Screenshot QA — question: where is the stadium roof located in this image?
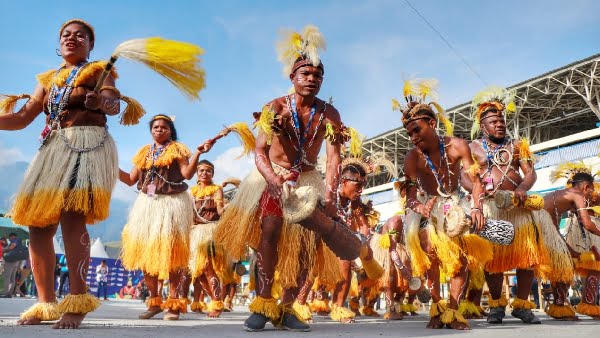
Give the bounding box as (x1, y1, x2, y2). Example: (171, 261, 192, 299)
(363, 53, 600, 187)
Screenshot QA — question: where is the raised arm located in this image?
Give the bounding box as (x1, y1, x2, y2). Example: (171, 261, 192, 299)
(215, 187, 225, 215)
(84, 74, 120, 116)
(0, 84, 45, 130)
(180, 140, 215, 180)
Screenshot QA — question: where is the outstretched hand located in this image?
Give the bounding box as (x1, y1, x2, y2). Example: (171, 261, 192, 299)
(198, 140, 215, 154)
(418, 196, 437, 218)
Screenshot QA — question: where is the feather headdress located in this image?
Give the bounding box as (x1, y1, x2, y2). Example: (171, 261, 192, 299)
(342, 151, 398, 179)
(276, 25, 326, 76)
(392, 78, 453, 136)
(470, 85, 516, 139)
(550, 161, 593, 187)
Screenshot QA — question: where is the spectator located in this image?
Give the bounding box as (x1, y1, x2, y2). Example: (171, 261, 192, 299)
(96, 260, 109, 300)
(56, 255, 69, 298)
(14, 260, 31, 297)
(1, 233, 22, 298)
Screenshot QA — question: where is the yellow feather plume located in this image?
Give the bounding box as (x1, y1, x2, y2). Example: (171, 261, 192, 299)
(518, 137, 534, 163)
(378, 233, 391, 249)
(276, 25, 326, 76)
(324, 122, 336, 143)
(430, 101, 453, 136)
(391, 98, 402, 112)
(403, 79, 417, 97)
(589, 206, 600, 215)
(347, 127, 364, 158)
(550, 161, 590, 184)
(112, 37, 206, 100)
(119, 95, 146, 126)
(368, 151, 398, 179)
(0, 94, 30, 115)
(227, 122, 256, 158)
(254, 105, 276, 145)
(466, 157, 481, 177)
(417, 78, 439, 101)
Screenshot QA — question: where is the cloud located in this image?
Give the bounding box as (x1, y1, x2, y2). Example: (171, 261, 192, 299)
(112, 182, 138, 204)
(0, 143, 27, 167)
(212, 146, 255, 184)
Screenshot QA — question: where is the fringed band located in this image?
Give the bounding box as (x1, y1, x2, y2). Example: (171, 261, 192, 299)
(178, 298, 190, 313)
(191, 301, 208, 312)
(440, 308, 469, 325)
(576, 303, 600, 317)
(402, 303, 419, 313)
(429, 301, 447, 318)
(161, 297, 187, 313)
(511, 298, 537, 310)
(458, 300, 481, 317)
(534, 210, 574, 283)
(292, 301, 313, 322)
(488, 296, 509, 308)
(208, 300, 225, 312)
(276, 302, 306, 326)
(249, 296, 281, 320)
(546, 304, 576, 319)
(19, 302, 60, 321)
(330, 305, 356, 322)
(146, 296, 163, 308)
(57, 294, 101, 314)
(309, 299, 331, 313)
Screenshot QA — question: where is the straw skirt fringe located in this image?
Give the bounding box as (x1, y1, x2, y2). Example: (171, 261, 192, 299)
(532, 210, 574, 283)
(121, 191, 192, 280)
(188, 222, 227, 279)
(483, 199, 549, 274)
(566, 216, 600, 274)
(11, 126, 117, 227)
(214, 169, 341, 288)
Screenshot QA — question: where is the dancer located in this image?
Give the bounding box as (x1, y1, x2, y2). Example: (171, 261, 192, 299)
(396, 78, 492, 330)
(120, 114, 213, 320)
(0, 19, 124, 329)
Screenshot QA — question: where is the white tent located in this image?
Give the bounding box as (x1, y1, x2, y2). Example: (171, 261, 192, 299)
(53, 236, 64, 255)
(90, 238, 109, 258)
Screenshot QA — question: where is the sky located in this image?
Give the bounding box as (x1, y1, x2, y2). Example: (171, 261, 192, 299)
(0, 0, 599, 204)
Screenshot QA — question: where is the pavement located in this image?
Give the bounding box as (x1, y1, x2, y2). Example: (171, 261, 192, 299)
(1, 297, 599, 337)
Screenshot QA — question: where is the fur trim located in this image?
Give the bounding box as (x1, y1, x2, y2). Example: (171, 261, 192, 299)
(57, 294, 101, 314)
(458, 300, 481, 317)
(249, 297, 281, 320)
(511, 298, 537, 310)
(36, 61, 118, 91)
(309, 299, 331, 313)
(132, 141, 191, 169)
(429, 301, 447, 318)
(488, 296, 508, 308)
(441, 308, 469, 325)
(207, 300, 225, 312)
(161, 297, 187, 313)
(576, 303, 600, 317)
(330, 304, 356, 321)
(20, 302, 60, 321)
(546, 304, 576, 319)
(146, 296, 163, 308)
(292, 301, 313, 321)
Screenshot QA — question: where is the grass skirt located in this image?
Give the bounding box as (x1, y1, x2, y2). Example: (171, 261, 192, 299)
(121, 191, 192, 280)
(531, 210, 574, 283)
(214, 168, 341, 288)
(11, 126, 117, 227)
(566, 216, 600, 274)
(406, 194, 493, 278)
(188, 222, 227, 279)
(482, 199, 549, 274)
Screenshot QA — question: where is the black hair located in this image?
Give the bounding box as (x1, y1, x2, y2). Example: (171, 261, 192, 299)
(198, 159, 215, 170)
(342, 164, 366, 177)
(8, 232, 17, 237)
(101, 259, 107, 263)
(571, 172, 594, 187)
(149, 115, 178, 141)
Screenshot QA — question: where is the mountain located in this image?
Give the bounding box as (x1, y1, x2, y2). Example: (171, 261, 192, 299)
(0, 161, 129, 243)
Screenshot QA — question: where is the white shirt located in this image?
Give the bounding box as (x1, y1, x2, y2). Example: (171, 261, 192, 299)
(96, 265, 109, 283)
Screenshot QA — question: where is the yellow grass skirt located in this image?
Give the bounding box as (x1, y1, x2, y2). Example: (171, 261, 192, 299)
(483, 199, 549, 274)
(531, 210, 574, 283)
(406, 194, 493, 278)
(121, 191, 192, 280)
(566, 216, 600, 275)
(214, 168, 341, 288)
(11, 126, 117, 227)
(188, 222, 228, 280)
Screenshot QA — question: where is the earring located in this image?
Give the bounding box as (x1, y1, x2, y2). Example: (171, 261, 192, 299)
(55, 48, 62, 57)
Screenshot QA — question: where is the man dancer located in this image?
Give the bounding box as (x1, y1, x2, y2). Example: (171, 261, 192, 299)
(214, 25, 378, 332)
(467, 86, 548, 324)
(397, 78, 491, 330)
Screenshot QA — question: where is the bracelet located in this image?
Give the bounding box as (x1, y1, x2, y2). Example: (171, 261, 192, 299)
(471, 207, 482, 212)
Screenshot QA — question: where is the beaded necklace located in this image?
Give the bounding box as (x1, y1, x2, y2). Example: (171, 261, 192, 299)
(480, 137, 519, 195)
(418, 136, 452, 198)
(192, 183, 220, 224)
(142, 142, 185, 195)
(286, 94, 326, 170)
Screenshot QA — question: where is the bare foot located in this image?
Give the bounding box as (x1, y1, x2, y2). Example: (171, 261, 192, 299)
(139, 306, 162, 319)
(16, 318, 42, 325)
(163, 310, 179, 321)
(384, 311, 403, 320)
(207, 310, 222, 318)
(52, 313, 86, 329)
(426, 316, 444, 329)
(339, 317, 355, 323)
(448, 320, 471, 330)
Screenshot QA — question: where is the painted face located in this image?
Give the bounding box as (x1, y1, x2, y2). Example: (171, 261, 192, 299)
(60, 23, 92, 62)
(197, 164, 214, 183)
(341, 171, 366, 201)
(291, 66, 323, 96)
(151, 119, 172, 144)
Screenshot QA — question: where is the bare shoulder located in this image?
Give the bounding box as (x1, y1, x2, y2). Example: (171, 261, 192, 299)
(266, 96, 287, 113)
(404, 148, 419, 169)
(324, 101, 341, 125)
(449, 136, 470, 150)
